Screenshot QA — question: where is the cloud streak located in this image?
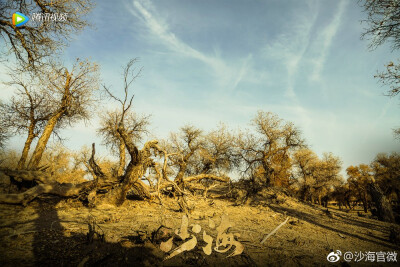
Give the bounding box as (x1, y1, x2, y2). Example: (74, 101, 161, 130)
(263, 2, 318, 100)
(310, 0, 347, 82)
(129, 0, 262, 93)
(130, 1, 226, 77)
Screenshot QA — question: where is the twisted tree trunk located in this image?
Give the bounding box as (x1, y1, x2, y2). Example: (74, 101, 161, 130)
(99, 123, 159, 206)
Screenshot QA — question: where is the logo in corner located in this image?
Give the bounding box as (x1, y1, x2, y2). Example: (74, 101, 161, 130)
(327, 250, 342, 263)
(12, 12, 29, 27)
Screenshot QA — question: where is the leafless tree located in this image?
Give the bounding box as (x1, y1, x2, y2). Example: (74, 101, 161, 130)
(98, 110, 150, 176)
(199, 124, 239, 174)
(149, 125, 232, 211)
(359, 0, 400, 135)
(26, 58, 100, 169)
(0, 0, 94, 68)
(375, 61, 400, 98)
(92, 58, 161, 205)
(159, 124, 232, 189)
(0, 59, 156, 206)
(237, 111, 304, 190)
(360, 0, 400, 51)
(0, 71, 63, 169)
(394, 128, 400, 140)
(165, 125, 205, 187)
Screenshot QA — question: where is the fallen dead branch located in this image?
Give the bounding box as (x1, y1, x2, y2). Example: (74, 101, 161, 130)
(0, 140, 158, 206)
(260, 217, 289, 244)
(0, 181, 94, 206)
(0, 135, 231, 209)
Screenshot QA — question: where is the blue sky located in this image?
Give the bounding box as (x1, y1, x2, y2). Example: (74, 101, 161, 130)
(1, 0, 399, 174)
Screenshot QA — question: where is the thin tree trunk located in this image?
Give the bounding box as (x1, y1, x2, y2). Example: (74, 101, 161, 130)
(17, 87, 38, 170)
(27, 72, 71, 169)
(346, 200, 351, 209)
(17, 127, 36, 169)
(27, 113, 62, 169)
(117, 137, 125, 176)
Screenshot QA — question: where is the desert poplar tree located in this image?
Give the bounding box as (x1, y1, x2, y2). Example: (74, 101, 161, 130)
(347, 164, 373, 213)
(27, 59, 100, 169)
(372, 152, 400, 202)
(166, 125, 205, 188)
(0, 71, 63, 169)
(293, 149, 319, 201)
(98, 110, 150, 177)
(237, 111, 304, 190)
(359, 0, 400, 136)
(0, 0, 94, 69)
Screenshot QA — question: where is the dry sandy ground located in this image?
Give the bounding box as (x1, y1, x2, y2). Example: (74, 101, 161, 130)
(0, 195, 399, 266)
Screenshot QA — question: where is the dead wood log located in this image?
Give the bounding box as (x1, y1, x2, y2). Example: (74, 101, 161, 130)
(184, 174, 230, 183)
(260, 217, 289, 244)
(0, 168, 51, 184)
(130, 179, 151, 199)
(0, 138, 160, 206)
(0, 181, 94, 205)
(0, 143, 116, 205)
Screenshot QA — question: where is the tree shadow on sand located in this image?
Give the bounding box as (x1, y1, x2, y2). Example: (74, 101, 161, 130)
(301, 201, 391, 231)
(2, 197, 256, 266)
(25, 198, 162, 266)
(268, 204, 399, 251)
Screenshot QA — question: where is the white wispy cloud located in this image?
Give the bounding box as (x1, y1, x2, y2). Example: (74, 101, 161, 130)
(130, 1, 226, 77)
(132, 1, 220, 67)
(263, 2, 318, 100)
(231, 54, 253, 91)
(310, 0, 347, 82)
(128, 0, 261, 92)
